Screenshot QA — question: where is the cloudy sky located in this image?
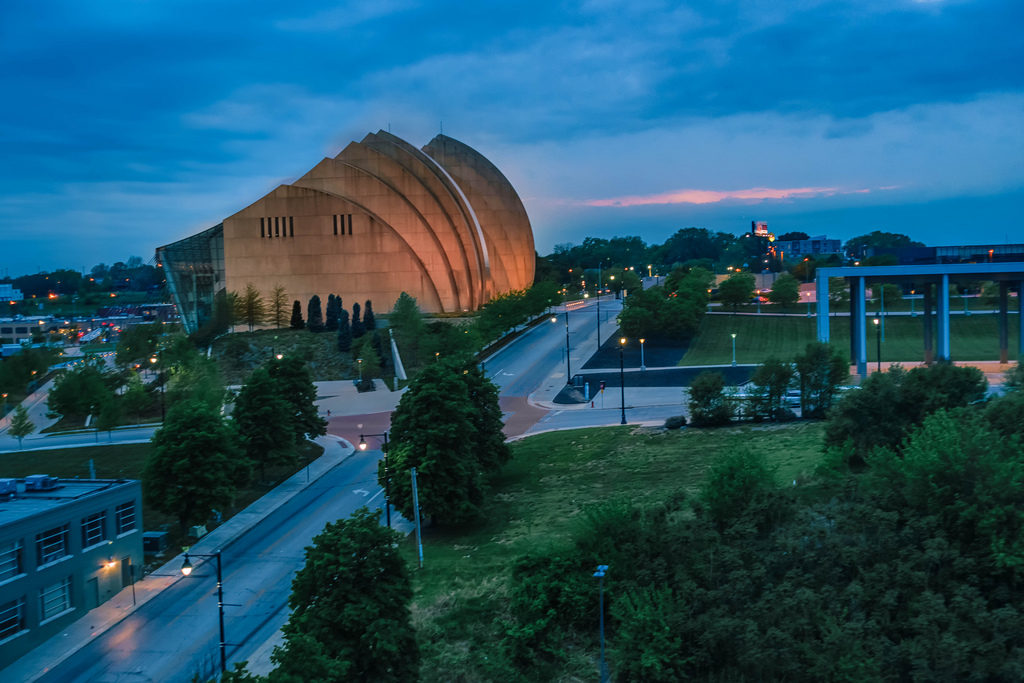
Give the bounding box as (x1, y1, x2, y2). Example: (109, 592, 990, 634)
(2, 0, 1022, 275)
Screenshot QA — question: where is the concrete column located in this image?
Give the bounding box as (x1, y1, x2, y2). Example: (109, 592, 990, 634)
(937, 274, 951, 361)
(855, 276, 867, 376)
(1019, 281, 1024, 359)
(923, 283, 934, 364)
(816, 275, 830, 341)
(849, 278, 858, 367)
(999, 282, 1009, 364)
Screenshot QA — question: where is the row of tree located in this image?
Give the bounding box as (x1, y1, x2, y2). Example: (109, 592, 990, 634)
(687, 341, 850, 425)
(143, 354, 326, 532)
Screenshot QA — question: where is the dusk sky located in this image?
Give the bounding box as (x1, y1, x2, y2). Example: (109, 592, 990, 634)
(2, 0, 1022, 276)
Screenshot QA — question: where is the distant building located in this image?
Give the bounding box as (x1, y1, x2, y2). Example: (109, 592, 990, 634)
(774, 235, 842, 258)
(0, 284, 23, 303)
(867, 243, 1024, 265)
(752, 221, 769, 237)
(0, 477, 143, 669)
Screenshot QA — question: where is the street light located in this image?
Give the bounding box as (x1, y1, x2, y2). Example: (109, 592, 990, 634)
(731, 333, 737, 366)
(618, 337, 627, 425)
(358, 432, 391, 528)
(593, 564, 609, 683)
(180, 550, 228, 674)
(149, 354, 164, 422)
(647, 264, 652, 278)
(357, 357, 363, 382)
(639, 338, 646, 371)
(552, 311, 571, 384)
(755, 289, 761, 314)
(873, 317, 881, 373)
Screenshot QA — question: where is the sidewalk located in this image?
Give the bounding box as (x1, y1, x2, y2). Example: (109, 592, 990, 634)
(2, 434, 355, 683)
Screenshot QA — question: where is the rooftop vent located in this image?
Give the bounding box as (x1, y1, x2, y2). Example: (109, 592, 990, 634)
(0, 478, 16, 499)
(25, 474, 59, 491)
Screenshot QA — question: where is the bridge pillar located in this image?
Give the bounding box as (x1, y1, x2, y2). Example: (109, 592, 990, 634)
(937, 274, 951, 361)
(999, 282, 1009, 364)
(855, 276, 867, 377)
(816, 275, 830, 341)
(923, 283, 934, 364)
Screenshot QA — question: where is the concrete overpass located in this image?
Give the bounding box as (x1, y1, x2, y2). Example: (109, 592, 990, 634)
(815, 263, 1024, 376)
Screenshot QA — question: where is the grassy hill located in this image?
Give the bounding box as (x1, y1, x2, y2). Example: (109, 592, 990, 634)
(405, 421, 826, 681)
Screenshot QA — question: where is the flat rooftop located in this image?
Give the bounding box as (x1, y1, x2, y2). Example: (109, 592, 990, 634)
(0, 478, 138, 527)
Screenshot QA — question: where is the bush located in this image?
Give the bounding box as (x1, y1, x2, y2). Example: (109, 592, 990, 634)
(664, 415, 687, 430)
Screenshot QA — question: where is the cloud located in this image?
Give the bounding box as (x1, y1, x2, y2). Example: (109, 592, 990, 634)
(581, 185, 858, 207)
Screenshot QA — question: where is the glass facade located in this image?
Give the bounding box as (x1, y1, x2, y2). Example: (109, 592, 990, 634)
(155, 223, 225, 334)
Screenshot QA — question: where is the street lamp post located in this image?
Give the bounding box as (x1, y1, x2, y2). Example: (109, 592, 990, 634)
(618, 337, 627, 425)
(181, 550, 228, 674)
(357, 358, 364, 382)
(755, 290, 761, 314)
(731, 333, 737, 366)
(358, 432, 391, 528)
(596, 294, 601, 348)
(149, 354, 164, 422)
(639, 338, 646, 371)
(552, 311, 571, 384)
(873, 317, 881, 373)
(594, 564, 609, 683)
(910, 289, 916, 317)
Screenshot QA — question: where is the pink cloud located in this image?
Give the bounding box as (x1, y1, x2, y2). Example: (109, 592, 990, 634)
(583, 185, 855, 207)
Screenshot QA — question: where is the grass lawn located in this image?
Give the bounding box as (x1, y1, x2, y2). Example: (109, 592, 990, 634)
(0, 441, 323, 570)
(405, 421, 827, 681)
(212, 328, 357, 384)
(681, 313, 1020, 366)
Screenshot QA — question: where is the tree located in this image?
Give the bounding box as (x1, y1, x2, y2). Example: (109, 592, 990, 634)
(289, 300, 305, 330)
(718, 272, 756, 312)
(767, 273, 800, 308)
(776, 231, 809, 242)
(700, 450, 777, 529)
(7, 404, 35, 448)
(115, 323, 160, 367)
(48, 361, 112, 420)
(843, 230, 924, 258)
(336, 309, 352, 352)
(122, 372, 153, 421)
(1002, 362, 1024, 393)
(386, 362, 483, 524)
(793, 341, 849, 417)
(266, 356, 326, 444)
(747, 357, 794, 421)
(687, 371, 732, 426)
(144, 399, 248, 532)
(828, 277, 849, 313)
(324, 294, 340, 332)
(235, 284, 266, 333)
(459, 364, 510, 473)
(363, 300, 376, 331)
(825, 362, 987, 464)
(270, 508, 418, 682)
(234, 367, 298, 479)
(269, 284, 289, 329)
(390, 292, 426, 366)
(95, 394, 122, 439)
(351, 302, 365, 338)
(353, 335, 381, 381)
(306, 295, 324, 332)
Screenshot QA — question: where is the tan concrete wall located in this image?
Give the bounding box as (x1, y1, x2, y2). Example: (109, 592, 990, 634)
(217, 131, 535, 316)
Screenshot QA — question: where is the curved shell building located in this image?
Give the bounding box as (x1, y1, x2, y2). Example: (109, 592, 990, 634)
(156, 131, 535, 332)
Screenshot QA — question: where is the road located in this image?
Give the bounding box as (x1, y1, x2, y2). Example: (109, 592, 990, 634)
(37, 450, 388, 683)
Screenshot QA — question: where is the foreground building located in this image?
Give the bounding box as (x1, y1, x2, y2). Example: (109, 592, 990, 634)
(157, 131, 536, 333)
(0, 477, 143, 669)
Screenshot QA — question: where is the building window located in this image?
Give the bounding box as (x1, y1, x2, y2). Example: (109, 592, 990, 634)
(36, 525, 69, 566)
(0, 597, 26, 641)
(289, 216, 294, 236)
(81, 512, 106, 549)
(39, 577, 72, 621)
(0, 541, 23, 582)
(347, 214, 353, 235)
(275, 217, 280, 237)
(116, 502, 137, 535)
(333, 215, 338, 235)
(260, 217, 265, 238)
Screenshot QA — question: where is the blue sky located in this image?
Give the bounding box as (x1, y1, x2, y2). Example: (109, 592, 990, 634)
(2, 0, 1022, 275)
